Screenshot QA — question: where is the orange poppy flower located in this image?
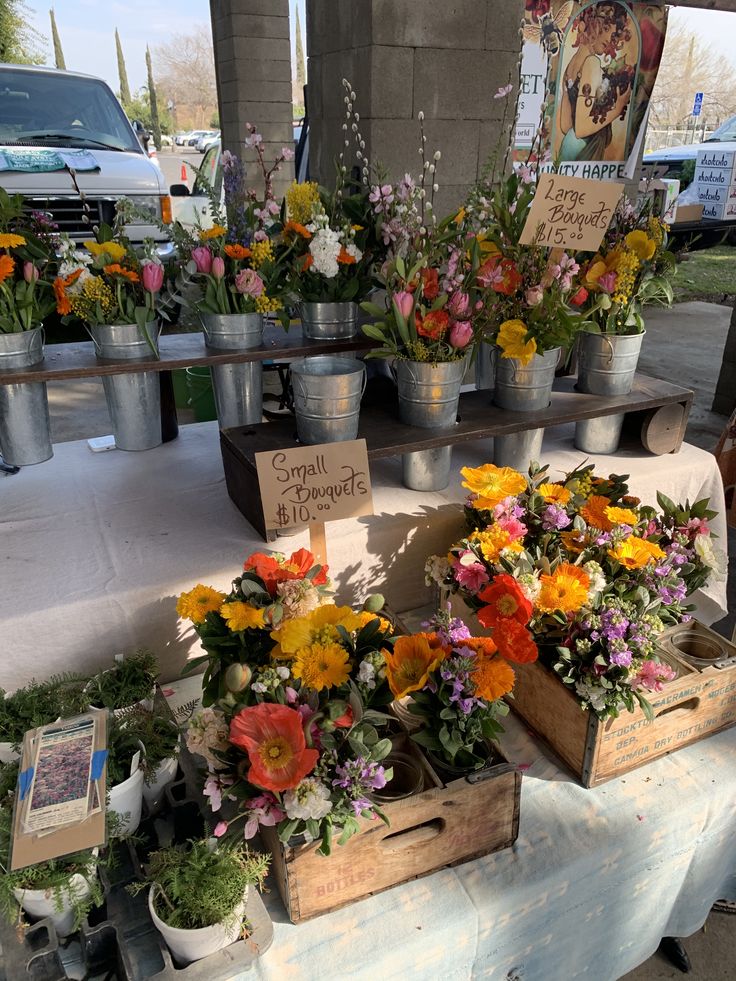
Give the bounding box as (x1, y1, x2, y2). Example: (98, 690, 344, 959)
(0, 253, 14, 283)
(244, 548, 327, 596)
(229, 702, 318, 792)
(224, 243, 252, 260)
(283, 220, 312, 240)
(416, 309, 449, 341)
(470, 655, 515, 702)
(493, 619, 538, 664)
(337, 247, 357, 265)
(580, 494, 614, 531)
(420, 267, 440, 300)
(476, 574, 533, 628)
(103, 263, 140, 282)
(384, 633, 447, 699)
(52, 268, 82, 315)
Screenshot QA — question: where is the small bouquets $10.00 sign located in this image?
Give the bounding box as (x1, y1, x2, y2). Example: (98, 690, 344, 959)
(178, 549, 400, 855)
(427, 463, 725, 720)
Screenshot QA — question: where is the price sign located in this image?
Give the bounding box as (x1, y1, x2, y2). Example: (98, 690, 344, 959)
(519, 173, 624, 252)
(255, 439, 374, 533)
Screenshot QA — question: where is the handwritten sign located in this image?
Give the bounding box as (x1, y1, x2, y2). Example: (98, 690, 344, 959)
(519, 173, 624, 252)
(255, 439, 374, 532)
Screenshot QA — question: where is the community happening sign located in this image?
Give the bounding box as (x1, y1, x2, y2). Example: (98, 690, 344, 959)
(516, 1, 668, 181)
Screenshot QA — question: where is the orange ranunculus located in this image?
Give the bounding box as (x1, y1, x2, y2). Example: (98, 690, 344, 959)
(229, 703, 318, 792)
(476, 574, 533, 628)
(337, 247, 356, 265)
(470, 655, 515, 702)
(224, 243, 252, 260)
(580, 494, 614, 531)
(384, 633, 447, 699)
(52, 268, 83, 315)
(283, 220, 312, 240)
(103, 263, 139, 282)
(244, 548, 327, 596)
(420, 266, 440, 300)
(416, 308, 449, 341)
(493, 619, 538, 664)
(0, 253, 14, 283)
(536, 562, 591, 614)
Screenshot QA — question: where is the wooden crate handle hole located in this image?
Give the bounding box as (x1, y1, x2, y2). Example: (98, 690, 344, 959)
(380, 818, 445, 851)
(654, 697, 700, 719)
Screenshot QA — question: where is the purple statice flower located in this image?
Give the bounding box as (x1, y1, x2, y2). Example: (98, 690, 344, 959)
(333, 757, 387, 814)
(351, 797, 373, 817)
(609, 648, 633, 668)
(430, 610, 473, 648)
(541, 504, 572, 531)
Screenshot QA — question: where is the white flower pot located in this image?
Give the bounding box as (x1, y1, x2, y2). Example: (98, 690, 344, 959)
(142, 755, 179, 809)
(148, 885, 247, 966)
(108, 760, 144, 835)
(0, 741, 19, 763)
(13, 854, 97, 938)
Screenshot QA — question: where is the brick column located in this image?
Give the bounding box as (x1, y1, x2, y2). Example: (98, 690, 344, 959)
(210, 0, 295, 200)
(713, 302, 736, 417)
(307, 0, 525, 214)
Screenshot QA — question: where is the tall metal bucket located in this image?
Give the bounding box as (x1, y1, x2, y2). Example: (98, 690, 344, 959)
(201, 312, 264, 428)
(90, 322, 162, 451)
(574, 413, 626, 455)
(494, 346, 560, 412)
(577, 331, 645, 396)
(0, 327, 53, 466)
(291, 356, 366, 444)
(475, 341, 497, 395)
(299, 302, 359, 340)
(494, 427, 544, 472)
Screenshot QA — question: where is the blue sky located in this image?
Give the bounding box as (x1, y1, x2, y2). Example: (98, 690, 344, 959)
(26, 0, 307, 93)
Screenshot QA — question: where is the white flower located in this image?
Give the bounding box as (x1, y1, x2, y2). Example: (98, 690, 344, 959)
(309, 227, 341, 278)
(345, 241, 362, 262)
(59, 262, 93, 294)
(277, 578, 322, 619)
(276, 665, 290, 680)
(283, 778, 333, 821)
(425, 554, 450, 587)
(517, 572, 541, 604)
(583, 560, 607, 596)
(357, 659, 376, 689)
(184, 708, 230, 770)
(694, 534, 727, 581)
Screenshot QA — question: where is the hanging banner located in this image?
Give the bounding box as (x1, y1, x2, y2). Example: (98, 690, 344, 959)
(517, 1, 668, 180)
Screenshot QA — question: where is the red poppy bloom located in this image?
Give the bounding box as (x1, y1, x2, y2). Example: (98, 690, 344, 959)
(244, 548, 328, 596)
(420, 267, 440, 300)
(229, 703, 319, 792)
(493, 619, 539, 664)
(416, 308, 449, 341)
(476, 574, 533, 628)
(477, 255, 523, 295)
(570, 286, 589, 307)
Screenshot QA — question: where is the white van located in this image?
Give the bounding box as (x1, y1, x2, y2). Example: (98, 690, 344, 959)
(0, 64, 174, 260)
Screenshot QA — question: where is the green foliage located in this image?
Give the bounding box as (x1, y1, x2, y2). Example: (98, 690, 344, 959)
(123, 89, 173, 137)
(130, 838, 269, 931)
(49, 7, 65, 69)
(115, 705, 179, 784)
(145, 47, 162, 153)
(115, 28, 131, 105)
(86, 650, 158, 711)
(0, 674, 88, 746)
(106, 717, 145, 788)
(0, 1, 46, 64)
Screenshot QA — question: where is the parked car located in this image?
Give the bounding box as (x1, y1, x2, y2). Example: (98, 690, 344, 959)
(0, 63, 174, 260)
(174, 131, 192, 146)
(186, 130, 211, 147)
(644, 114, 736, 185)
(195, 131, 219, 153)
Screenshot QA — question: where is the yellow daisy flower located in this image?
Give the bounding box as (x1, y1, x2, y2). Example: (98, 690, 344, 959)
(0, 232, 26, 248)
(538, 482, 571, 506)
(199, 224, 227, 241)
(536, 563, 591, 614)
(220, 601, 266, 632)
(86, 241, 126, 262)
(271, 604, 363, 656)
(604, 505, 639, 526)
(176, 584, 227, 624)
(292, 642, 350, 691)
(497, 319, 537, 366)
(608, 537, 665, 570)
(468, 527, 524, 564)
(461, 463, 526, 511)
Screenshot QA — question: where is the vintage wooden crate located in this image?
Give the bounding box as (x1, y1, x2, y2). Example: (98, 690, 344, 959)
(507, 621, 736, 788)
(260, 734, 521, 923)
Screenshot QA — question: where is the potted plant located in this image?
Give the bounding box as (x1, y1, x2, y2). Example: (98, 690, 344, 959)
(85, 649, 158, 714)
(0, 674, 88, 761)
(129, 838, 269, 966)
(107, 718, 146, 835)
(0, 190, 58, 465)
(119, 704, 181, 810)
(0, 768, 103, 937)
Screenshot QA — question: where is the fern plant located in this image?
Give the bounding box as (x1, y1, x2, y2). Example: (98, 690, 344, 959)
(129, 838, 269, 931)
(86, 650, 159, 711)
(115, 706, 180, 785)
(0, 674, 89, 747)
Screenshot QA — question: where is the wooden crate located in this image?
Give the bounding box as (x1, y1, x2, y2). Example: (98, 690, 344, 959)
(261, 735, 520, 923)
(508, 623, 736, 788)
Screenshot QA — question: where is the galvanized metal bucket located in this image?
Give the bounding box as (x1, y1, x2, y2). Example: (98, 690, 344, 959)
(291, 356, 366, 444)
(574, 413, 626, 455)
(475, 341, 497, 395)
(494, 427, 544, 472)
(0, 327, 53, 466)
(403, 445, 453, 492)
(577, 331, 645, 396)
(300, 302, 359, 341)
(494, 346, 560, 412)
(89, 322, 162, 452)
(201, 312, 265, 428)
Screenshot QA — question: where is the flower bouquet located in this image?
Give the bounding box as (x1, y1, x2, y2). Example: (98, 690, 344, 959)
(428, 462, 722, 720)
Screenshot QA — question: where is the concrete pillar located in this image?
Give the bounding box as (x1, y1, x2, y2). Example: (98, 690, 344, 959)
(712, 302, 736, 417)
(210, 0, 295, 200)
(307, 0, 525, 214)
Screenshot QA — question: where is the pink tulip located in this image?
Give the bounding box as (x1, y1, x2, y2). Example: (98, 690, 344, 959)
(234, 267, 265, 297)
(213, 821, 228, 838)
(192, 246, 213, 274)
(449, 320, 473, 349)
(391, 290, 414, 321)
(141, 261, 164, 293)
(211, 256, 225, 280)
(447, 291, 470, 318)
(525, 286, 543, 308)
(23, 262, 39, 283)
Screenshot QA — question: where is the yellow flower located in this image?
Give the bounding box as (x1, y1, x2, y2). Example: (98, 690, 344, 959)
(357, 610, 392, 634)
(255, 293, 282, 314)
(476, 236, 500, 256)
(604, 505, 639, 526)
(580, 494, 613, 531)
(536, 563, 590, 614)
(608, 536, 665, 570)
(69, 276, 115, 321)
(220, 601, 266, 632)
(471, 655, 515, 702)
(286, 181, 320, 224)
(176, 584, 227, 624)
(271, 604, 363, 656)
(468, 527, 524, 564)
(497, 319, 537, 366)
(0, 232, 26, 248)
(583, 257, 608, 289)
(199, 225, 227, 241)
(461, 463, 526, 511)
(384, 634, 447, 699)
(454, 207, 466, 224)
(625, 230, 656, 261)
(250, 239, 274, 268)
(538, 482, 571, 506)
(86, 241, 126, 262)
(351, 224, 364, 232)
(291, 642, 350, 691)
(636, 538, 666, 563)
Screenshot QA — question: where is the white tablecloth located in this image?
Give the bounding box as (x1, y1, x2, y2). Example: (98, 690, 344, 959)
(0, 421, 727, 691)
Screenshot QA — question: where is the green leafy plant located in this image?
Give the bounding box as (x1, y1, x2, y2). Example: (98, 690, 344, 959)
(129, 838, 269, 931)
(86, 650, 158, 711)
(106, 718, 146, 788)
(0, 675, 89, 747)
(116, 705, 180, 785)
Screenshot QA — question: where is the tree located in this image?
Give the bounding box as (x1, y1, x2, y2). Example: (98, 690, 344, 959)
(115, 28, 131, 105)
(0, 0, 47, 64)
(153, 26, 217, 130)
(295, 3, 306, 94)
(146, 46, 162, 152)
(49, 7, 65, 69)
(124, 89, 173, 135)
